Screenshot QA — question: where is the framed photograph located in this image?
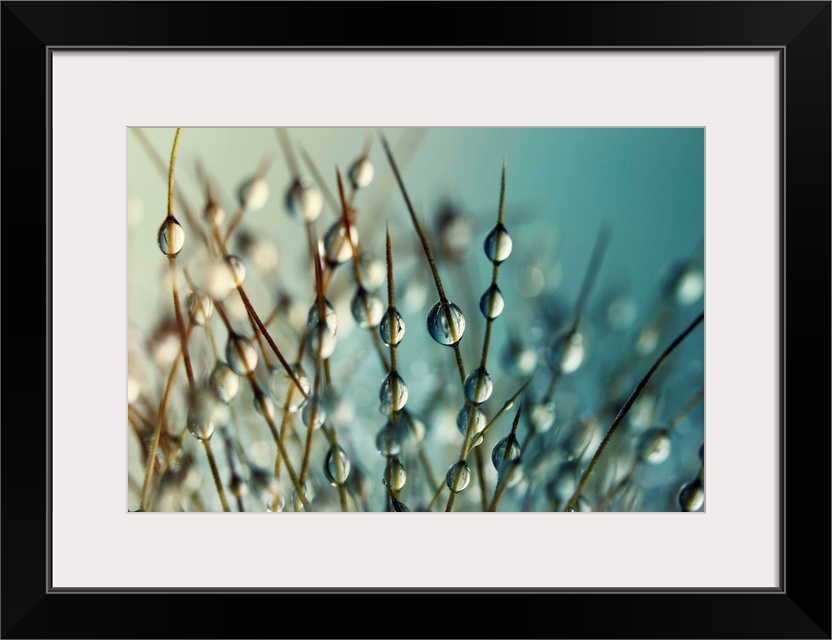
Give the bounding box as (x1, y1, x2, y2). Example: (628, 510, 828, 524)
(3, 2, 829, 638)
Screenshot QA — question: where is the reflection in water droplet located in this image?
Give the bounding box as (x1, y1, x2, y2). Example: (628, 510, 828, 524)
(157, 217, 185, 256)
(479, 284, 505, 319)
(446, 461, 471, 492)
(379, 307, 406, 346)
(484, 223, 512, 264)
(426, 301, 466, 346)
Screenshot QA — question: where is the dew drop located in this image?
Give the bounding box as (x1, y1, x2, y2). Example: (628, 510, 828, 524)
(306, 324, 336, 359)
(323, 221, 359, 266)
(445, 461, 471, 493)
(324, 446, 351, 486)
(225, 255, 246, 287)
(268, 363, 310, 412)
(253, 389, 276, 422)
(492, 434, 521, 472)
(435, 205, 474, 261)
(426, 300, 466, 346)
(204, 202, 225, 226)
(464, 367, 493, 404)
(187, 291, 214, 326)
(637, 429, 672, 465)
(157, 217, 185, 256)
(375, 420, 405, 456)
(209, 361, 240, 403)
(383, 456, 407, 491)
(225, 333, 258, 375)
(187, 389, 217, 441)
(307, 298, 338, 336)
(479, 284, 505, 319)
(678, 479, 704, 511)
(348, 157, 374, 189)
(351, 289, 384, 329)
(285, 178, 323, 223)
(665, 262, 704, 306)
(379, 372, 408, 413)
(391, 500, 411, 512)
(500, 340, 538, 378)
(549, 331, 585, 374)
(456, 404, 486, 438)
(379, 307, 406, 346)
(526, 400, 557, 433)
(238, 176, 269, 211)
(301, 395, 326, 430)
(484, 223, 512, 264)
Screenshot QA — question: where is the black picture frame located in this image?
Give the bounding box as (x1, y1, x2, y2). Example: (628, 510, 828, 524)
(2, 2, 829, 638)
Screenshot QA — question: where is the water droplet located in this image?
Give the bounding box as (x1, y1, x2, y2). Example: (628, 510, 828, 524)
(225, 333, 258, 375)
(445, 461, 471, 493)
(375, 420, 405, 456)
(456, 404, 486, 438)
(492, 434, 521, 472)
(290, 483, 316, 509)
(479, 284, 505, 319)
(605, 295, 636, 331)
(426, 300, 466, 346)
(464, 367, 493, 404)
(323, 221, 359, 266)
(204, 202, 225, 226)
(307, 324, 336, 359)
(391, 500, 411, 512)
(637, 429, 671, 464)
(235, 230, 278, 275)
(321, 387, 355, 427)
(301, 395, 326, 430)
(526, 400, 557, 433)
(307, 298, 338, 336)
(187, 389, 218, 440)
(268, 363, 310, 412)
(324, 447, 351, 485)
(209, 361, 240, 403)
(379, 307, 406, 346)
(359, 254, 386, 290)
(187, 291, 213, 326)
(500, 340, 538, 378)
(379, 372, 408, 413)
(238, 176, 269, 211)
(678, 479, 704, 511)
(665, 262, 704, 306)
(285, 178, 323, 223)
(549, 331, 585, 374)
(157, 217, 185, 256)
(351, 289, 384, 329)
(484, 223, 512, 264)
(383, 456, 407, 491)
(348, 157, 374, 189)
(551, 460, 579, 502)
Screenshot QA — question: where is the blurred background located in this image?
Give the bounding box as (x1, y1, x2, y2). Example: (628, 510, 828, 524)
(127, 127, 704, 513)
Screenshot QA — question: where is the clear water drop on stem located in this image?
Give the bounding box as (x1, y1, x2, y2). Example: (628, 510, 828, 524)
(157, 216, 185, 257)
(323, 221, 359, 266)
(204, 202, 225, 226)
(678, 479, 704, 511)
(351, 288, 384, 329)
(637, 429, 672, 464)
(225, 333, 258, 375)
(187, 388, 218, 441)
(479, 284, 505, 319)
(383, 456, 407, 492)
(500, 339, 538, 378)
(484, 223, 512, 264)
(549, 331, 585, 374)
(379, 307, 406, 346)
(301, 395, 326, 430)
(307, 323, 336, 360)
(445, 461, 471, 493)
(285, 178, 323, 223)
(238, 176, 269, 211)
(375, 420, 405, 457)
(209, 361, 239, 403)
(456, 404, 486, 438)
(426, 300, 466, 346)
(348, 156, 374, 189)
(379, 372, 408, 413)
(307, 298, 338, 336)
(492, 434, 521, 472)
(526, 400, 557, 433)
(464, 367, 493, 404)
(269, 363, 310, 412)
(187, 291, 213, 326)
(324, 447, 351, 486)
